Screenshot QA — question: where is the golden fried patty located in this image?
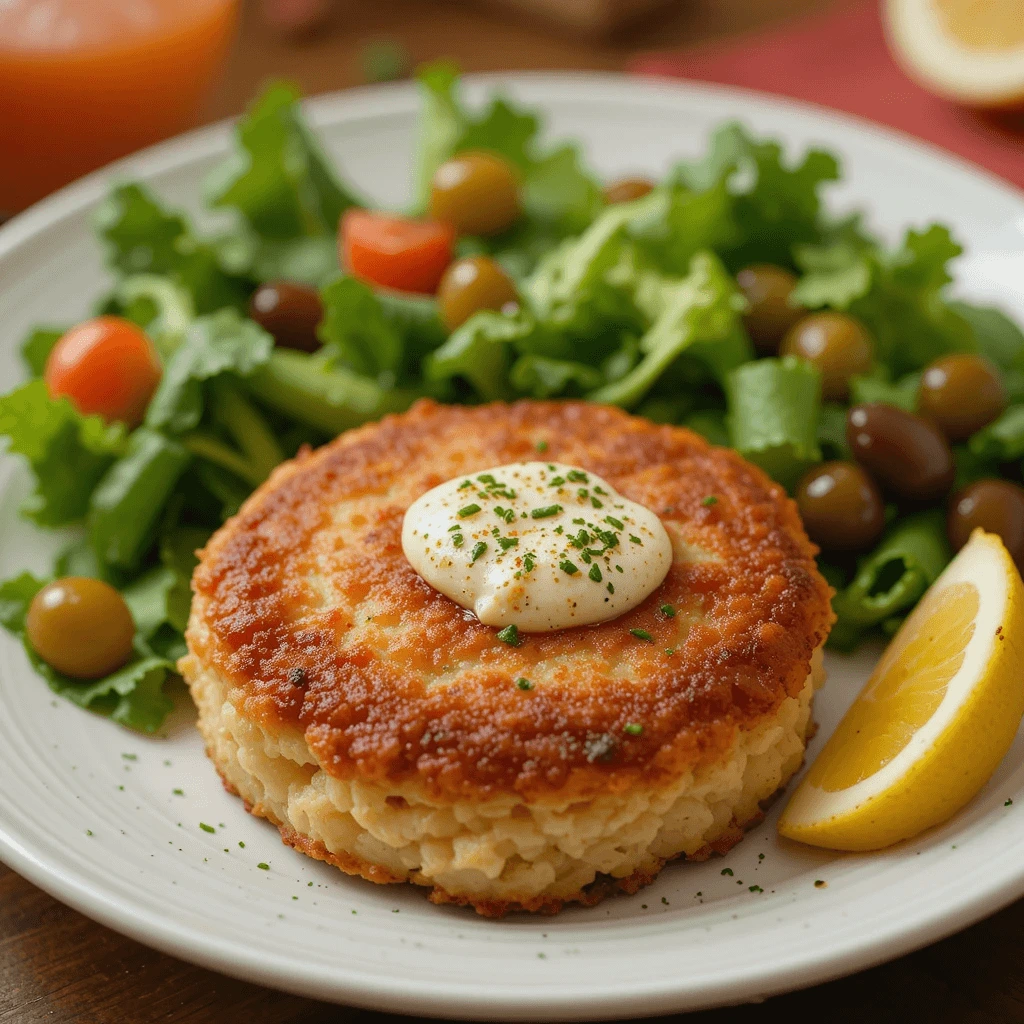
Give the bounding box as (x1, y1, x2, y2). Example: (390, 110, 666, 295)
(185, 400, 831, 801)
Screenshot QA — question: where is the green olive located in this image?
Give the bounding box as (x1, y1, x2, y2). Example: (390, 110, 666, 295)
(795, 461, 885, 553)
(735, 265, 803, 354)
(603, 177, 655, 205)
(918, 353, 1007, 441)
(437, 256, 518, 332)
(429, 151, 521, 237)
(782, 312, 873, 401)
(26, 577, 135, 680)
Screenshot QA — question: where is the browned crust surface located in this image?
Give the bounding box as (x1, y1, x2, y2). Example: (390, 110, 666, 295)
(188, 400, 832, 802)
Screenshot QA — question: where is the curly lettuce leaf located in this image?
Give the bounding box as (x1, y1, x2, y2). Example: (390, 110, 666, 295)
(95, 183, 250, 315)
(793, 225, 974, 375)
(21, 327, 64, 378)
(145, 310, 274, 434)
(0, 381, 127, 526)
(949, 300, 1024, 370)
(205, 81, 362, 240)
(0, 572, 175, 733)
(590, 252, 748, 408)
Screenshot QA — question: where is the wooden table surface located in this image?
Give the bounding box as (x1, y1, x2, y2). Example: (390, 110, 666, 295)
(6, 1, 1024, 1021)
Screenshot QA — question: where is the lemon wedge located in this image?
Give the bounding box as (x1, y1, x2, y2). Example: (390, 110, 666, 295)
(884, 0, 1024, 106)
(779, 529, 1024, 851)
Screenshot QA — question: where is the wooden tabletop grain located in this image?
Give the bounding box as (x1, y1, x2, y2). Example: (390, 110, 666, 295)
(7, 1, 1024, 1021)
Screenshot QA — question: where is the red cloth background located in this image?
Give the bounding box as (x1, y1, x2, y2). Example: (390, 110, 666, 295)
(630, 0, 1024, 190)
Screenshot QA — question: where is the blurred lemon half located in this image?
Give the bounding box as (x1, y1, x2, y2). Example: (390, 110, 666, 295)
(779, 529, 1024, 851)
(884, 0, 1024, 106)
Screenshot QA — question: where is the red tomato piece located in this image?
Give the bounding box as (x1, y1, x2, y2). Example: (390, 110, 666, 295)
(341, 209, 455, 294)
(44, 316, 162, 428)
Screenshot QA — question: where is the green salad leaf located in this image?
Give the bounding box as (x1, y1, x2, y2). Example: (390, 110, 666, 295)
(0, 381, 127, 526)
(21, 327, 64, 378)
(0, 572, 176, 733)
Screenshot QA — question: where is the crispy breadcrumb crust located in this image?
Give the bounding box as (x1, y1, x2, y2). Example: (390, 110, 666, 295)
(185, 400, 833, 802)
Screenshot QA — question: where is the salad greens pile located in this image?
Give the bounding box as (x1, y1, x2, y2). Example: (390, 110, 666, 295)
(3, 66, 1024, 731)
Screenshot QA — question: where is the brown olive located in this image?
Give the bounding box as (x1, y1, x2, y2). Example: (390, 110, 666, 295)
(847, 403, 955, 502)
(782, 312, 873, 400)
(917, 353, 1007, 442)
(796, 461, 886, 553)
(948, 479, 1024, 572)
(603, 177, 655, 205)
(429, 151, 520, 237)
(437, 256, 518, 332)
(26, 577, 135, 680)
(248, 281, 323, 352)
(736, 265, 803, 354)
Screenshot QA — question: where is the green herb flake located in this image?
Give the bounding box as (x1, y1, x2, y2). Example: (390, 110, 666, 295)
(630, 628, 653, 642)
(532, 504, 562, 519)
(559, 559, 579, 575)
(589, 564, 602, 582)
(535, 440, 549, 452)
(471, 541, 488, 563)
(665, 648, 675, 656)
(567, 470, 588, 483)
(497, 624, 521, 647)
(458, 503, 481, 518)
(605, 516, 624, 530)
(623, 723, 643, 736)
(629, 534, 642, 545)
(199, 823, 215, 834)
(458, 480, 473, 490)
(85, 829, 94, 836)
(814, 879, 827, 888)
(516, 677, 534, 691)
(749, 885, 764, 893)
(497, 536, 519, 551)
(607, 583, 615, 594)
(1006, 799, 1014, 806)
(702, 495, 719, 507)
(448, 524, 461, 532)
(452, 533, 464, 547)
(591, 497, 603, 508)
(257, 862, 270, 870)
(549, 476, 565, 487)
(121, 753, 138, 761)
(238, 841, 246, 849)
(523, 553, 537, 572)
(721, 868, 734, 876)
(172, 788, 184, 796)
(660, 604, 676, 617)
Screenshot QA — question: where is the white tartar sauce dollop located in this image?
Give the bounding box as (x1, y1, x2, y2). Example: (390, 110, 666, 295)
(401, 462, 672, 632)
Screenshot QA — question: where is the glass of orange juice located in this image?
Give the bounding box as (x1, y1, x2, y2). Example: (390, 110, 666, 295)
(0, 0, 240, 215)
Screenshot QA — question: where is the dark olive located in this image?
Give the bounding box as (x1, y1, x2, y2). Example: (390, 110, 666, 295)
(781, 312, 873, 400)
(736, 265, 803, 354)
(437, 256, 518, 332)
(429, 151, 520, 237)
(948, 479, 1024, 572)
(796, 461, 886, 553)
(248, 281, 323, 352)
(847, 403, 955, 502)
(603, 177, 655, 205)
(26, 577, 135, 680)
(918, 353, 1007, 442)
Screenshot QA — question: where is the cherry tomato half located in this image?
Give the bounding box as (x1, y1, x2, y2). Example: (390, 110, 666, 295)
(44, 316, 162, 427)
(340, 209, 455, 294)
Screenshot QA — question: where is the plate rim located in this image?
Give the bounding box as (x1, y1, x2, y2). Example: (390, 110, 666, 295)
(3, 71, 1024, 1020)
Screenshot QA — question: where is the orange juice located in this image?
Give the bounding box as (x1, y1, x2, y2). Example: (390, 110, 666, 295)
(0, 0, 239, 214)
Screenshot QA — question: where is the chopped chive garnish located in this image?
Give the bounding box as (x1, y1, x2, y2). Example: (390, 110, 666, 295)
(494, 506, 515, 523)
(549, 476, 565, 487)
(516, 678, 534, 691)
(630, 628, 653, 642)
(591, 497, 603, 508)
(448, 524, 461, 532)
(535, 440, 549, 452)
(477, 474, 497, 484)
(605, 516, 624, 529)
(257, 862, 270, 870)
(560, 559, 579, 575)
(458, 503, 481, 518)
(452, 533, 464, 547)
(623, 723, 643, 736)
(532, 505, 562, 519)
(458, 480, 473, 489)
(660, 603, 676, 617)
(577, 488, 589, 499)
(589, 564, 602, 582)
(749, 885, 764, 893)
(665, 648, 675, 656)
(497, 624, 521, 646)
(471, 541, 487, 563)
(593, 486, 607, 495)
(497, 536, 519, 550)
(721, 868, 733, 876)
(607, 582, 615, 594)
(616, 565, 624, 573)
(567, 469, 588, 483)
(199, 822, 215, 833)
(629, 534, 642, 545)
(702, 495, 719, 507)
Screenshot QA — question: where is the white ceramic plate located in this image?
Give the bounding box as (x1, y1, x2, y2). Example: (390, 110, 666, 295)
(2, 74, 1024, 1021)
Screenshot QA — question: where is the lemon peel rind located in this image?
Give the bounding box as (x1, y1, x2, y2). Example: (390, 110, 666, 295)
(779, 530, 1024, 851)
